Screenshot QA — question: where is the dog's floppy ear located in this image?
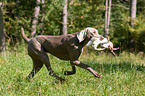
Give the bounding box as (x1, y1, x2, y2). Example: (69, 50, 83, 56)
(77, 29, 87, 43)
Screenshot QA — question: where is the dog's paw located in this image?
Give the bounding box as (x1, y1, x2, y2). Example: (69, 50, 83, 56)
(94, 73, 102, 78)
(64, 71, 76, 75)
(96, 74, 102, 78)
(64, 71, 71, 75)
(64, 71, 68, 75)
(56, 76, 65, 82)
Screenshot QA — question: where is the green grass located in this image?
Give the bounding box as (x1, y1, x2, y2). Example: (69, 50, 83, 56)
(0, 46, 145, 95)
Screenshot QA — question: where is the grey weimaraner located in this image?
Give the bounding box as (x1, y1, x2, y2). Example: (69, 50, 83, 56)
(21, 27, 102, 81)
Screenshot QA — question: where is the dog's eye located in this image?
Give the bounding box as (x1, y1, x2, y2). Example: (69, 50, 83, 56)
(93, 31, 96, 34)
(91, 32, 96, 36)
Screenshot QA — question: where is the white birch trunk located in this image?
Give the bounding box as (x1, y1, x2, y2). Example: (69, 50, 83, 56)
(130, 0, 137, 27)
(104, 0, 112, 37)
(62, 0, 68, 35)
(104, 0, 108, 37)
(31, 0, 40, 37)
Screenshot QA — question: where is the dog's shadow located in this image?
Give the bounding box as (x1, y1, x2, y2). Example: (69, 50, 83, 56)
(90, 61, 145, 74)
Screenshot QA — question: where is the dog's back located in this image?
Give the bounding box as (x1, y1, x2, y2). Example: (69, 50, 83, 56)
(29, 33, 80, 60)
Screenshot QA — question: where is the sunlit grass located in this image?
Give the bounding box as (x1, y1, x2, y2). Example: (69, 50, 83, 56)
(0, 45, 145, 95)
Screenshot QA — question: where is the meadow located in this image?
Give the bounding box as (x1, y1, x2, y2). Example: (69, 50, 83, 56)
(0, 45, 145, 95)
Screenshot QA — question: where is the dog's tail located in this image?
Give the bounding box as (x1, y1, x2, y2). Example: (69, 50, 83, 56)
(21, 27, 30, 42)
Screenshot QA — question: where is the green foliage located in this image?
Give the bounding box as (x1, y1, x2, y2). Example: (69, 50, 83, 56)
(0, 47, 145, 95)
(108, 0, 145, 52)
(112, 14, 145, 52)
(67, 0, 105, 34)
(42, 0, 64, 35)
(3, 0, 145, 52)
(129, 16, 145, 51)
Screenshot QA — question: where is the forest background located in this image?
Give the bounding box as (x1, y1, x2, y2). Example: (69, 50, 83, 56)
(0, 0, 145, 95)
(0, 0, 145, 53)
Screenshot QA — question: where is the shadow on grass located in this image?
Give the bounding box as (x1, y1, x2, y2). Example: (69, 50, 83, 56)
(90, 61, 145, 74)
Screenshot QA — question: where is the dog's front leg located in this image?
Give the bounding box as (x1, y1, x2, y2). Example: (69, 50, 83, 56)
(70, 60, 102, 78)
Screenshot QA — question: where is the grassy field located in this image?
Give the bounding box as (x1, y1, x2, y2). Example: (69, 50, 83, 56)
(0, 46, 145, 95)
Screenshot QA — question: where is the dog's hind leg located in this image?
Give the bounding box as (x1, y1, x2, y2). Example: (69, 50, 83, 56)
(27, 39, 65, 81)
(26, 58, 43, 80)
(41, 54, 65, 81)
(64, 65, 76, 75)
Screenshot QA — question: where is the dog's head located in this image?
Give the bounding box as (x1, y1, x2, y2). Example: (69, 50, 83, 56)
(77, 27, 101, 43)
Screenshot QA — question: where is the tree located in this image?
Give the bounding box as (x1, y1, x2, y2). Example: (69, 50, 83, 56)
(129, 0, 137, 51)
(130, 0, 137, 27)
(62, 0, 68, 35)
(31, 0, 40, 37)
(41, 0, 45, 35)
(104, 0, 112, 37)
(0, 0, 5, 53)
(104, 0, 108, 37)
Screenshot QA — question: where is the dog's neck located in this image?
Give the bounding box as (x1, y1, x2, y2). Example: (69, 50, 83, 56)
(81, 37, 92, 47)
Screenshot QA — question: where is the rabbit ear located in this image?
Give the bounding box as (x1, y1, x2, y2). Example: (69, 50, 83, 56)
(77, 29, 87, 43)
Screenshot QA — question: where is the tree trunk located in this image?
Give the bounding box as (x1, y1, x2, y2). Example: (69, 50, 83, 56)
(0, 1, 5, 53)
(130, 0, 137, 27)
(104, 0, 108, 37)
(62, 0, 68, 35)
(107, 0, 111, 30)
(129, 0, 137, 51)
(104, 0, 111, 38)
(41, 0, 45, 35)
(31, 0, 40, 37)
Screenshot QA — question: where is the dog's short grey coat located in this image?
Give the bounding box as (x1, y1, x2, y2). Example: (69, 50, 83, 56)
(21, 27, 102, 81)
